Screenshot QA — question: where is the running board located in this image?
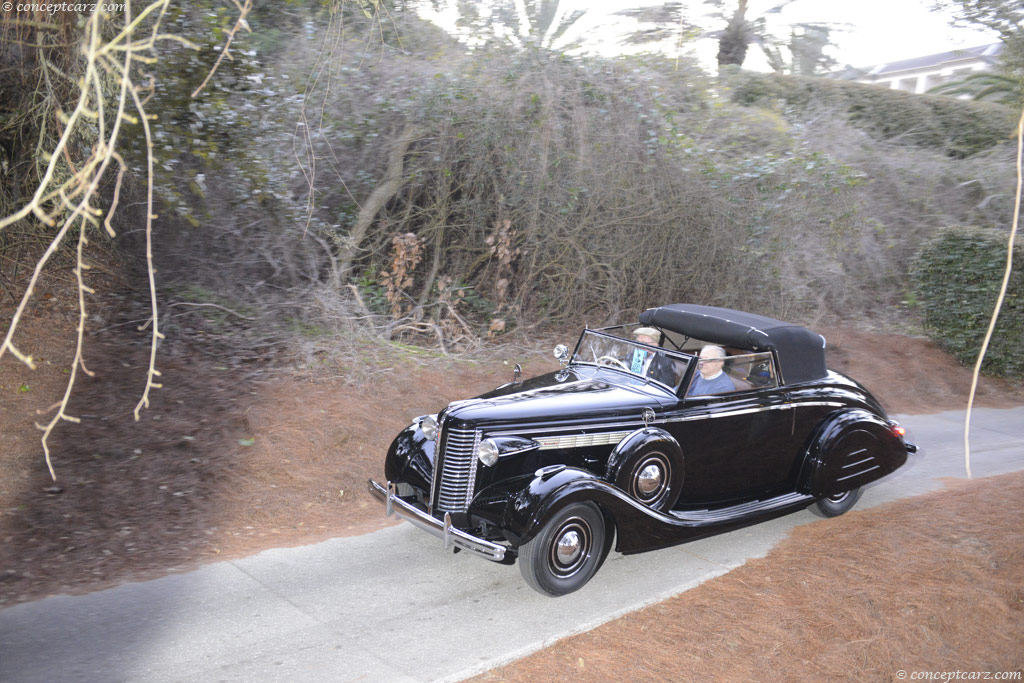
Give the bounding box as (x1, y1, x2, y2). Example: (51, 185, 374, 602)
(671, 492, 815, 524)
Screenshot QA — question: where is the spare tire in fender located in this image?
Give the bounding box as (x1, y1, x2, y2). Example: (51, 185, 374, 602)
(606, 427, 684, 511)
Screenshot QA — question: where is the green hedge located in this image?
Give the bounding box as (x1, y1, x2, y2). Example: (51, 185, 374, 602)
(911, 227, 1024, 377)
(727, 72, 1016, 158)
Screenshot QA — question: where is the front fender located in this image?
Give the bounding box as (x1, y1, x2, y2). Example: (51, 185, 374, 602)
(479, 466, 691, 553)
(468, 467, 601, 546)
(797, 409, 909, 497)
(384, 424, 435, 493)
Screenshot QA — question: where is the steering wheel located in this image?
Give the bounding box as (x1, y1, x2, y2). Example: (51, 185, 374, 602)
(596, 355, 630, 371)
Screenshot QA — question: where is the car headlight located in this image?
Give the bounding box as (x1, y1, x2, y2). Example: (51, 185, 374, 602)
(415, 414, 438, 441)
(474, 436, 540, 467)
(476, 438, 499, 467)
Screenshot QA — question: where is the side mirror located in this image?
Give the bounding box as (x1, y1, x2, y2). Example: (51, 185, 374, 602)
(553, 344, 569, 366)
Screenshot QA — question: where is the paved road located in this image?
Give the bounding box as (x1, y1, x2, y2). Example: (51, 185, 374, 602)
(1, 407, 1022, 683)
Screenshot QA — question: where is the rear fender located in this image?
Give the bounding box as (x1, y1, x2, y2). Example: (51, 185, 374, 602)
(798, 409, 908, 497)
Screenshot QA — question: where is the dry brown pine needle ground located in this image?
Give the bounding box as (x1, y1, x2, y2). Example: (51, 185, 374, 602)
(474, 471, 1024, 683)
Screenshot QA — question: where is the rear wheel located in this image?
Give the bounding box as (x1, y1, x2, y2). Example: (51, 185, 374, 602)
(811, 487, 861, 517)
(518, 502, 606, 597)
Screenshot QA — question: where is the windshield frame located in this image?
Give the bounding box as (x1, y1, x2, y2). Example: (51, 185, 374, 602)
(570, 327, 693, 392)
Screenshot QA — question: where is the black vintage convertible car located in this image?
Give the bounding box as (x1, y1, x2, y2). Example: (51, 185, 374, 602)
(368, 304, 916, 596)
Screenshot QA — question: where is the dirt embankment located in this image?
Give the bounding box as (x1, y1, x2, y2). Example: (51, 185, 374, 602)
(0, 296, 514, 604)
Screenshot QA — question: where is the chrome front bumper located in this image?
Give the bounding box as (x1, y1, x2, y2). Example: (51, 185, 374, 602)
(366, 479, 507, 562)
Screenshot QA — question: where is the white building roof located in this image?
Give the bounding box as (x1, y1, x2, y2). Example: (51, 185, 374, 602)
(860, 43, 1002, 79)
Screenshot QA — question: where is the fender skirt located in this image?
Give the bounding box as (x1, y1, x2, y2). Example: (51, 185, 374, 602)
(797, 409, 909, 498)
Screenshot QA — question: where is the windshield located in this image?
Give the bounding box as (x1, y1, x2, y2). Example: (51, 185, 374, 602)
(571, 329, 691, 390)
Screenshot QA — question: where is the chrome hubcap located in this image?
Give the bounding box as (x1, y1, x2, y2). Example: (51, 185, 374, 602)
(631, 452, 671, 505)
(556, 531, 582, 566)
(548, 518, 592, 578)
(637, 464, 663, 495)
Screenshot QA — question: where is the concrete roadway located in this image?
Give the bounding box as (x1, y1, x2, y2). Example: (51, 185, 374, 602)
(1, 407, 1022, 683)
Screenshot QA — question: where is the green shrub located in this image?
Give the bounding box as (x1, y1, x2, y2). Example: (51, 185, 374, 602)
(911, 227, 1024, 377)
(727, 72, 1016, 158)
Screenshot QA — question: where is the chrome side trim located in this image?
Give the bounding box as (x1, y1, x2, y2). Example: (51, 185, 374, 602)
(789, 401, 847, 409)
(487, 401, 850, 450)
(489, 421, 646, 437)
(535, 430, 631, 451)
(838, 464, 880, 482)
(367, 479, 507, 562)
(496, 444, 541, 457)
(669, 406, 779, 422)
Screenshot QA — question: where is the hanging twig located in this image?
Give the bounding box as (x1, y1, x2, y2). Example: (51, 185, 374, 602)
(191, 0, 252, 98)
(963, 105, 1024, 479)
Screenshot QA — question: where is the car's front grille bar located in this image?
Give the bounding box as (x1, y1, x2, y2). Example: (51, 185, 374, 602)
(434, 425, 480, 514)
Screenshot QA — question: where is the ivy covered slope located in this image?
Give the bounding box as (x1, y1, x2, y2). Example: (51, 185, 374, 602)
(912, 227, 1024, 378)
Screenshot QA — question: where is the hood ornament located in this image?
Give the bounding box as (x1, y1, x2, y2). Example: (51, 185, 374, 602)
(553, 344, 569, 367)
(513, 363, 522, 384)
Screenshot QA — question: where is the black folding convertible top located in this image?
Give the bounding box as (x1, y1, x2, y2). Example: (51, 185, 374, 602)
(638, 304, 828, 384)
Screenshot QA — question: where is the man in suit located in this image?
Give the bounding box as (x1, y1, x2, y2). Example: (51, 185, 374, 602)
(630, 327, 679, 387)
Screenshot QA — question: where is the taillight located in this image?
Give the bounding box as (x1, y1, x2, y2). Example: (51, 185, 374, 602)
(890, 422, 906, 438)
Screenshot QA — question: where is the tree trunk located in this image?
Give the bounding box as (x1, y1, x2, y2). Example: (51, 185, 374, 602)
(336, 124, 421, 282)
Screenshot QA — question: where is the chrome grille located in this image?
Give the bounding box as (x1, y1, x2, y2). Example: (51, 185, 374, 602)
(434, 425, 480, 514)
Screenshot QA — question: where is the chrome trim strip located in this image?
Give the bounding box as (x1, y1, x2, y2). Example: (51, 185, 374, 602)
(669, 406, 776, 422)
(535, 430, 631, 451)
(487, 401, 848, 449)
(496, 444, 541, 458)
(489, 421, 646, 437)
(790, 401, 847, 409)
(367, 479, 507, 562)
(841, 455, 874, 470)
(837, 464, 881, 482)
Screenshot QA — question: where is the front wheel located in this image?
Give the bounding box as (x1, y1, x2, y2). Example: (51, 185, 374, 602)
(518, 502, 606, 597)
(811, 487, 861, 517)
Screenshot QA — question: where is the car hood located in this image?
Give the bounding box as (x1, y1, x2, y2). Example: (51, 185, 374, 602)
(442, 366, 675, 425)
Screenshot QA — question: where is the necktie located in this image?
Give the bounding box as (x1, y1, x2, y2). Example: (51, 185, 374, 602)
(631, 349, 646, 374)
